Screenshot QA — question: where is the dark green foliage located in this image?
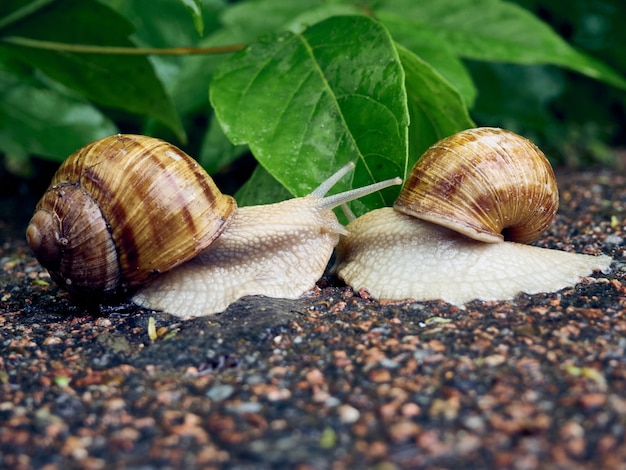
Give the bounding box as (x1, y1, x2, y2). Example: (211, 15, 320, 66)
(0, 0, 623, 206)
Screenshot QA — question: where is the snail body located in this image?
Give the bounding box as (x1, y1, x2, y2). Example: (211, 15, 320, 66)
(336, 128, 612, 306)
(27, 134, 400, 316)
(337, 207, 611, 306)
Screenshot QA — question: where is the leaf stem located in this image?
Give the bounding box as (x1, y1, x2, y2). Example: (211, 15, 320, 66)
(0, 36, 245, 55)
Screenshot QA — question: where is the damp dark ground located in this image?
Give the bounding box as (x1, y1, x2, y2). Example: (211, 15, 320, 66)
(1, 168, 625, 470)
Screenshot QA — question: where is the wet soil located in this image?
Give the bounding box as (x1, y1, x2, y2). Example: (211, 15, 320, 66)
(1, 169, 625, 469)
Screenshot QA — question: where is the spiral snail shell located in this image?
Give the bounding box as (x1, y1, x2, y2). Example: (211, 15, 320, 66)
(26, 134, 236, 299)
(336, 128, 612, 306)
(394, 127, 559, 244)
(27, 134, 401, 315)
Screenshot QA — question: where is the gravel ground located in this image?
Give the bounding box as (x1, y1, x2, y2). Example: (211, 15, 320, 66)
(1, 168, 625, 470)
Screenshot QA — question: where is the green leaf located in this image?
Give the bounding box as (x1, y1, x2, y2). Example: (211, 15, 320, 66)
(0, 0, 185, 140)
(164, 0, 309, 120)
(376, 0, 626, 90)
(0, 0, 56, 30)
(235, 165, 293, 207)
(169, 0, 356, 124)
(101, 0, 216, 48)
(211, 15, 409, 214)
(220, 0, 325, 37)
(381, 16, 477, 107)
(179, 0, 204, 36)
(167, 29, 246, 118)
(397, 44, 475, 166)
(0, 64, 117, 161)
(99, 0, 226, 122)
(198, 116, 248, 175)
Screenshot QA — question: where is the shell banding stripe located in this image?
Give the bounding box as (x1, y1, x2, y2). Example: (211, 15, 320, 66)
(430, 139, 524, 231)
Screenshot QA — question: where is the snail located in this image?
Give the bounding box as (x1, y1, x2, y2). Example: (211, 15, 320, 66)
(26, 134, 236, 299)
(335, 127, 613, 306)
(26, 134, 401, 317)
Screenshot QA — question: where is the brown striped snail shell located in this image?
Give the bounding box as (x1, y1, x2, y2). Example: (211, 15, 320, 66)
(394, 127, 559, 244)
(26, 134, 236, 299)
(336, 127, 612, 306)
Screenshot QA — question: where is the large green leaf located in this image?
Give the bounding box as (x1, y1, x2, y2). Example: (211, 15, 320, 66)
(211, 15, 409, 214)
(205, 0, 476, 106)
(398, 45, 475, 168)
(0, 64, 117, 161)
(0, 0, 185, 140)
(375, 0, 626, 89)
(382, 17, 477, 108)
(172, 0, 359, 118)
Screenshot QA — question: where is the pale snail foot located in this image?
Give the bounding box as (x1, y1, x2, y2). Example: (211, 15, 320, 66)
(336, 208, 613, 308)
(131, 246, 330, 319)
(132, 202, 340, 318)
